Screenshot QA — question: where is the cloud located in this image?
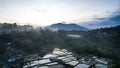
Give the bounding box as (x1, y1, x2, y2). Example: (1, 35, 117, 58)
(79, 8, 120, 29)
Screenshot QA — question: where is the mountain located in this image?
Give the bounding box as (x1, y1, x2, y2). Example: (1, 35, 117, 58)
(80, 10, 120, 29)
(44, 23, 88, 31)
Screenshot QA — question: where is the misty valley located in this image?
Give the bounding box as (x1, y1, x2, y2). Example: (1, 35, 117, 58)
(0, 0, 120, 68)
(0, 23, 120, 68)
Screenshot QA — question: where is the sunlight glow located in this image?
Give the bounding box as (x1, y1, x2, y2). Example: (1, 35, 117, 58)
(0, 0, 119, 26)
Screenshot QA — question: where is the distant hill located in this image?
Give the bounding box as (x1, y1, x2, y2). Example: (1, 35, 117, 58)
(44, 23, 88, 31)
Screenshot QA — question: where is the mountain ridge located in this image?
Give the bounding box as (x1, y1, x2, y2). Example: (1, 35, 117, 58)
(44, 23, 88, 31)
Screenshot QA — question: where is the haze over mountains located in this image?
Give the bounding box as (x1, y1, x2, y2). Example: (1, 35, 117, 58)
(44, 9, 120, 30)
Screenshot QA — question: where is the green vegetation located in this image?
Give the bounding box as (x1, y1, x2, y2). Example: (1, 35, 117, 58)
(0, 23, 120, 67)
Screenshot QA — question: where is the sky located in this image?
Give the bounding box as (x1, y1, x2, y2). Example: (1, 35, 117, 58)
(0, 0, 120, 26)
